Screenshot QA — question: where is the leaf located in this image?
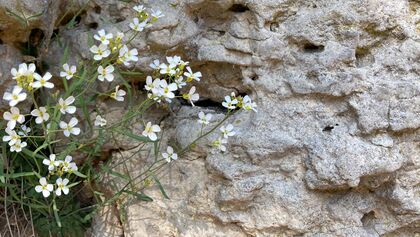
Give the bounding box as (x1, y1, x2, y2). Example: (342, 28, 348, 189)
(22, 148, 47, 160)
(60, 44, 69, 66)
(32, 140, 60, 158)
(117, 130, 152, 142)
(100, 165, 130, 181)
(53, 200, 62, 228)
(124, 190, 153, 202)
(119, 71, 143, 76)
(0, 171, 36, 179)
(73, 171, 87, 178)
(153, 176, 170, 199)
(67, 181, 81, 189)
(0, 142, 6, 183)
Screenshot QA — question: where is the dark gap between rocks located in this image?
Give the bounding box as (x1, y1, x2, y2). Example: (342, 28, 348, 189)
(229, 4, 250, 13)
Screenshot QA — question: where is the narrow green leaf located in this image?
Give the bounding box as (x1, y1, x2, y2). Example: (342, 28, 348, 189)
(124, 190, 153, 202)
(117, 130, 152, 142)
(32, 140, 60, 158)
(153, 176, 169, 199)
(67, 181, 81, 189)
(22, 148, 47, 160)
(73, 170, 87, 178)
(0, 171, 36, 179)
(100, 165, 130, 181)
(0, 142, 6, 183)
(119, 71, 143, 76)
(53, 200, 62, 228)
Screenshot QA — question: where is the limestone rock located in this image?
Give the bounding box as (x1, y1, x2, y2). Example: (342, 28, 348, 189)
(0, 0, 419, 236)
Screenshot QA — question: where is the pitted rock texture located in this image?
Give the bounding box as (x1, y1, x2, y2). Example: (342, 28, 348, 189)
(0, 0, 419, 236)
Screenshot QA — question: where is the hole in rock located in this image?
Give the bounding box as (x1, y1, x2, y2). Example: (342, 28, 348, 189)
(303, 43, 324, 53)
(355, 47, 374, 67)
(186, 99, 226, 110)
(115, 17, 126, 23)
(50, 29, 60, 41)
(17, 28, 45, 57)
(29, 28, 45, 47)
(250, 75, 258, 81)
(270, 22, 279, 32)
(74, 15, 82, 26)
(361, 211, 376, 227)
(322, 124, 338, 132)
(0, 38, 3, 45)
(229, 4, 250, 13)
(94, 5, 102, 14)
(88, 22, 99, 29)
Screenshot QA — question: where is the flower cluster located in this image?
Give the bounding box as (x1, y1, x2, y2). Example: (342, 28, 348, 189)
(146, 56, 201, 105)
(2, 62, 84, 154)
(2, 61, 84, 199)
(222, 92, 257, 112)
(36, 155, 78, 197)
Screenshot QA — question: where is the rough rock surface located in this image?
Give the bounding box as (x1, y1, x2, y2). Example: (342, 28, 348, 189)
(0, 0, 419, 236)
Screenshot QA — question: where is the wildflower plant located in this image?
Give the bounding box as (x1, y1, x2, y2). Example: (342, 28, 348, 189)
(0, 4, 257, 236)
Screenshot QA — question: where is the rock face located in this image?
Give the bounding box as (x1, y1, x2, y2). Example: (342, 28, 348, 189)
(1, 0, 419, 236)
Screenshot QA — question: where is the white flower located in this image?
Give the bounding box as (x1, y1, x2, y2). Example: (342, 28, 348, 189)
(129, 18, 147, 32)
(160, 80, 177, 102)
(42, 154, 60, 171)
(94, 29, 113, 45)
(162, 146, 178, 163)
(60, 155, 77, 172)
(145, 76, 155, 91)
(97, 65, 114, 82)
(142, 122, 161, 141)
(242, 95, 257, 112)
(94, 115, 107, 127)
(222, 95, 238, 110)
(3, 107, 25, 130)
(90, 44, 111, 61)
(60, 63, 77, 80)
(59, 117, 81, 137)
(175, 76, 186, 89)
(31, 107, 49, 124)
(110, 86, 126, 101)
(220, 124, 235, 139)
(149, 59, 160, 69)
(159, 63, 176, 75)
(133, 5, 145, 13)
(118, 45, 138, 66)
(184, 67, 202, 82)
(110, 33, 125, 51)
(166, 56, 181, 66)
(212, 137, 228, 152)
(127, 48, 139, 62)
(3, 128, 21, 146)
(18, 125, 31, 136)
(183, 86, 200, 106)
(150, 78, 162, 93)
(198, 112, 212, 125)
(11, 63, 36, 80)
(58, 96, 76, 114)
(35, 177, 53, 198)
(55, 178, 70, 196)
(151, 9, 164, 19)
(32, 72, 54, 89)
(10, 140, 27, 152)
(149, 79, 164, 100)
(3, 86, 27, 107)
